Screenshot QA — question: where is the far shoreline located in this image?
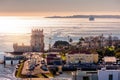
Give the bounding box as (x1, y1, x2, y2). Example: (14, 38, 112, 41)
(45, 15, 120, 19)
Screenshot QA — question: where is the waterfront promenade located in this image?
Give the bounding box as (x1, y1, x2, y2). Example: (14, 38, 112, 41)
(21, 53, 50, 76)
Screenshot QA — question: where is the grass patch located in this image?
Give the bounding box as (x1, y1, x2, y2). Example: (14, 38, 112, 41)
(15, 61, 24, 78)
(36, 74, 45, 78)
(44, 73, 54, 78)
(15, 60, 53, 78)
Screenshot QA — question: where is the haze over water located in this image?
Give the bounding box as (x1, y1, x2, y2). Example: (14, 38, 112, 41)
(0, 17, 120, 52)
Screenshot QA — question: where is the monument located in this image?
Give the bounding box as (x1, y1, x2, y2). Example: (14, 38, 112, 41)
(13, 29, 44, 52)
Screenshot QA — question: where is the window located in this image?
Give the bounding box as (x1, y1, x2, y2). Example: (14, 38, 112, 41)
(83, 76, 89, 80)
(109, 74, 113, 80)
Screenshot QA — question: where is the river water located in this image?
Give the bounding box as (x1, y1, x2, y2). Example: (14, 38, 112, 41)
(0, 17, 120, 79)
(0, 52, 19, 80)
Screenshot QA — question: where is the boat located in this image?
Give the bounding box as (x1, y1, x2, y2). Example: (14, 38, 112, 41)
(89, 16, 95, 21)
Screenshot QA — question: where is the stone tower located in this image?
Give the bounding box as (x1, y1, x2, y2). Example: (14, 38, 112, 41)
(31, 29, 44, 52)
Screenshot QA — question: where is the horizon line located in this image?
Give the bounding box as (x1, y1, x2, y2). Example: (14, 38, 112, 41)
(0, 11, 120, 16)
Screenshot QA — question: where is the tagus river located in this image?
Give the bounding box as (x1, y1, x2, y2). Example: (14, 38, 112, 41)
(0, 17, 120, 79)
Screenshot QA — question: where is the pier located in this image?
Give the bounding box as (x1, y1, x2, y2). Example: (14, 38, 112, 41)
(3, 55, 26, 66)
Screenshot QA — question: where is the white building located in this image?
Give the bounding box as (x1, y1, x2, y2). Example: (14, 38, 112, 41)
(98, 69, 120, 80)
(13, 29, 44, 52)
(103, 57, 116, 64)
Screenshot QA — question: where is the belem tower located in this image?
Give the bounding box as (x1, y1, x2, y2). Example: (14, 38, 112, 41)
(13, 29, 44, 52)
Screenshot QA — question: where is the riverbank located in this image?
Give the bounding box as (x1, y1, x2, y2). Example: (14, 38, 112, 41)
(0, 52, 22, 80)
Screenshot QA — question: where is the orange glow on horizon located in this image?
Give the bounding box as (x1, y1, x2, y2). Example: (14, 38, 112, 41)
(0, 11, 119, 34)
(0, 11, 120, 16)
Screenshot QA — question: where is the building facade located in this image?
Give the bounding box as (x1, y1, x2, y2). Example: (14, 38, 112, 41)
(98, 69, 120, 80)
(13, 29, 44, 52)
(103, 57, 117, 64)
(66, 51, 98, 63)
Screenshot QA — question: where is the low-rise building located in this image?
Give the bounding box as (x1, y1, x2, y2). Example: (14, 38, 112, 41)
(46, 53, 63, 73)
(98, 69, 120, 80)
(66, 51, 98, 63)
(103, 57, 116, 64)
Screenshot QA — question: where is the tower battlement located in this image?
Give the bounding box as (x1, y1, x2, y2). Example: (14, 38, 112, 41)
(32, 29, 43, 35)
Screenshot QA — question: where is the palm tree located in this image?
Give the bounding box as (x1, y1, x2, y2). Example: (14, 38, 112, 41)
(78, 37, 85, 46)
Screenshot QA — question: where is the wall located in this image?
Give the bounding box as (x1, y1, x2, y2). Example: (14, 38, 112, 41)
(98, 70, 120, 80)
(66, 53, 98, 63)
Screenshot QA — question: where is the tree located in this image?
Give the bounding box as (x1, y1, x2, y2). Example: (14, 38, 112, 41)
(53, 40, 69, 48)
(79, 37, 85, 41)
(115, 48, 120, 59)
(104, 47, 115, 56)
(115, 48, 120, 53)
(115, 52, 120, 58)
(96, 49, 105, 58)
(77, 37, 85, 46)
(69, 38, 73, 43)
(41, 53, 47, 58)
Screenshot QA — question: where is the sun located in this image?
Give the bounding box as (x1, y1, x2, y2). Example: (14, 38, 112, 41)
(0, 16, 60, 34)
(0, 16, 28, 33)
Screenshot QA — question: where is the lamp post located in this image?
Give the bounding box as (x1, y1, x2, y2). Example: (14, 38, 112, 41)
(72, 68, 81, 80)
(49, 37, 52, 52)
(49, 28, 52, 52)
(72, 70, 77, 80)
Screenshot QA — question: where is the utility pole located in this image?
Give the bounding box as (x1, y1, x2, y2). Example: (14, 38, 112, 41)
(49, 37, 52, 52)
(49, 29, 52, 52)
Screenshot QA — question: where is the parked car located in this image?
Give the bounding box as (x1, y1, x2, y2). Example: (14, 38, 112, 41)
(40, 66, 48, 71)
(29, 64, 35, 71)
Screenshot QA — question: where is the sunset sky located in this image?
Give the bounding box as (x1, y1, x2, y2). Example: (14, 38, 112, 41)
(0, 0, 120, 16)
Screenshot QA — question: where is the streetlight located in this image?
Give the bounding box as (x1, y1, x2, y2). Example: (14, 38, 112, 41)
(72, 71, 77, 80)
(49, 37, 52, 51)
(71, 68, 81, 80)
